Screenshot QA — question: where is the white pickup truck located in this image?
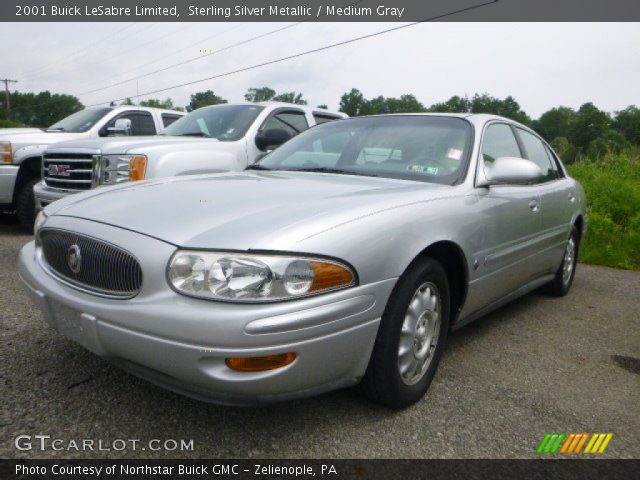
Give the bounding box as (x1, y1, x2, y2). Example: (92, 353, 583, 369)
(0, 106, 184, 227)
(34, 102, 346, 211)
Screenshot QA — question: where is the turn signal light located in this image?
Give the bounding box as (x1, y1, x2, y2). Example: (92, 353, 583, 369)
(129, 155, 147, 181)
(226, 353, 297, 372)
(1, 142, 12, 164)
(310, 261, 354, 292)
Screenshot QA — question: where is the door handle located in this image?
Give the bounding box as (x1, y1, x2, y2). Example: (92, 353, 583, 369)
(568, 193, 576, 203)
(529, 199, 540, 213)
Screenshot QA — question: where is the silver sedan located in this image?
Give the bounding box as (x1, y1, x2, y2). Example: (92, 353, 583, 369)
(18, 114, 586, 408)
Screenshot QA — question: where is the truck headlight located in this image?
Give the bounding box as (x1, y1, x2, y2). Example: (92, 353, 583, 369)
(168, 251, 356, 302)
(1, 142, 12, 163)
(99, 154, 147, 185)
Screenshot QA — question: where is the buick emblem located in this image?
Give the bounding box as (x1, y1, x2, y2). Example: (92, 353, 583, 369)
(48, 164, 70, 176)
(67, 244, 82, 274)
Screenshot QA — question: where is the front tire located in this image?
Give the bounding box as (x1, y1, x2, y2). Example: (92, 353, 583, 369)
(15, 177, 39, 230)
(360, 257, 450, 409)
(543, 226, 579, 297)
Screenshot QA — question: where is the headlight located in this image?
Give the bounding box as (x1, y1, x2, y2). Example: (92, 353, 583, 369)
(99, 154, 147, 185)
(1, 142, 12, 163)
(34, 210, 47, 237)
(168, 251, 356, 302)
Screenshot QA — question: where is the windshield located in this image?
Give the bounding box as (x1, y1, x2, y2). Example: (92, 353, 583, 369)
(252, 116, 473, 185)
(48, 107, 113, 132)
(162, 104, 264, 140)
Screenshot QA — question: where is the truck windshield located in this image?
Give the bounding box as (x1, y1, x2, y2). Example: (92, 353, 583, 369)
(47, 107, 113, 133)
(250, 116, 473, 186)
(161, 104, 265, 141)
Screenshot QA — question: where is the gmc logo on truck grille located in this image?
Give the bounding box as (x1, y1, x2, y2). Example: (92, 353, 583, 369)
(48, 164, 71, 176)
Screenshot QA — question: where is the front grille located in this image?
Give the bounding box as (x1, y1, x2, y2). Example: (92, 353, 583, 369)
(40, 229, 142, 297)
(43, 153, 94, 190)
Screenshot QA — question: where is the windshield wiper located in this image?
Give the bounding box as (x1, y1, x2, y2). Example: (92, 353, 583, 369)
(281, 167, 379, 177)
(245, 164, 272, 171)
(179, 132, 209, 137)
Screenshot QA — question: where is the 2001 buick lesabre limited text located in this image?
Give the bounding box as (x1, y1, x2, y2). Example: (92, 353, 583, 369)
(19, 114, 586, 408)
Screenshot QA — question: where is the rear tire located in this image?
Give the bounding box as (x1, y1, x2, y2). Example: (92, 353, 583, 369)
(543, 226, 579, 297)
(16, 177, 39, 231)
(359, 256, 450, 409)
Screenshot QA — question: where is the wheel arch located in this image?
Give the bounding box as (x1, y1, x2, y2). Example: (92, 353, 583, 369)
(12, 156, 42, 205)
(413, 240, 469, 325)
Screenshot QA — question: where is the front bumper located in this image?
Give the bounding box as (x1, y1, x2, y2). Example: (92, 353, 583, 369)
(18, 217, 395, 405)
(0, 164, 18, 206)
(33, 180, 74, 210)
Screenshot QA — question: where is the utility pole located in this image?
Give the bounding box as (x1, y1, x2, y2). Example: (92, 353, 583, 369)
(1, 78, 18, 119)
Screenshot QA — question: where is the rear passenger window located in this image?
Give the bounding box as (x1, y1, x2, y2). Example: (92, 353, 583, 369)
(481, 123, 521, 164)
(262, 111, 309, 137)
(517, 128, 559, 182)
(161, 114, 181, 128)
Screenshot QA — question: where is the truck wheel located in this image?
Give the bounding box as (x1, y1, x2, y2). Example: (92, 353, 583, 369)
(359, 256, 450, 409)
(16, 177, 39, 230)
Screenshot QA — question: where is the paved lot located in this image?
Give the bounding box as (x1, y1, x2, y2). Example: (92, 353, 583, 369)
(1, 213, 639, 459)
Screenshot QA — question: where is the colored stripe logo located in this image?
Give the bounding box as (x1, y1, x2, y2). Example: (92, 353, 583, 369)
(537, 433, 613, 454)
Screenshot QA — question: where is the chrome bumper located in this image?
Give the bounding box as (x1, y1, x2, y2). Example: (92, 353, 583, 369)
(0, 164, 18, 205)
(33, 180, 73, 210)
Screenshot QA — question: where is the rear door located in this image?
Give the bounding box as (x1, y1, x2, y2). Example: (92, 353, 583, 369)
(515, 127, 574, 273)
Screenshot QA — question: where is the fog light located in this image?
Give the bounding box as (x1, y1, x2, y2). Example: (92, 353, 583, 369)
(226, 353, 296, 372)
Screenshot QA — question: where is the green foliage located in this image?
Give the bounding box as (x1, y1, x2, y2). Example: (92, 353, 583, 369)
(0, 119, 26, 128)
(567, 150, 640, 270)
(469, 94, 531, 125)
(612, 105, 640, 144)
(272, 92, 307, 105)
(339, 89, 426, 116)
(139, 98, 176, 109)
(244, 87, 276, 103)
(532, 106, 576, 140)
(428, 95, 471, 113)
(120, 98, 135, 106)
(570, 102, 611, 149)
(339, 88, 366, 116)
(187, 90, 227, 112)
(0, 90, 83, 127)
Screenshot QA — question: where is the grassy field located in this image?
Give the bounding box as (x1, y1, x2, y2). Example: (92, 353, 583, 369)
(567, 150, 640, 270)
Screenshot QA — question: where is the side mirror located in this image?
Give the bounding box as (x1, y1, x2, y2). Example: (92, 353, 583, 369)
(483, 157, 543, 185)
(106, 118, 132, 137)
(255, 128, 293, 151)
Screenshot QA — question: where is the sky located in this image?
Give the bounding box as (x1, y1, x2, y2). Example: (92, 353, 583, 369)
(2, 22, 639, 118)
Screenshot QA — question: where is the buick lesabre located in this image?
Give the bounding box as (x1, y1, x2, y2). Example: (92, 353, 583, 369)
(18, 114, 586, 408)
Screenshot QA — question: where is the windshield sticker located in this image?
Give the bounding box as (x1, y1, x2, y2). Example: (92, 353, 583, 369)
(447, 148, 463, 160)
(407, 165, 438, 175)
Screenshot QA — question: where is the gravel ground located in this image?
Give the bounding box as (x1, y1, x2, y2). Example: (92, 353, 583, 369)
(1, 212, 638, 459)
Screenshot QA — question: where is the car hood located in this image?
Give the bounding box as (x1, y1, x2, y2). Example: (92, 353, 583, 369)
(48, 135, 221, 154)
(0, 131, 87, 149)
(46, 171, 450, 250)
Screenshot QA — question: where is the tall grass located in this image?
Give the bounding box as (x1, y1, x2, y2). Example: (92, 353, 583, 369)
(566, 149, 640, 270)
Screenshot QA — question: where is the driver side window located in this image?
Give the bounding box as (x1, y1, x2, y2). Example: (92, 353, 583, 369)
(481, 123, 521, 165)
(262, 111, 309, 137)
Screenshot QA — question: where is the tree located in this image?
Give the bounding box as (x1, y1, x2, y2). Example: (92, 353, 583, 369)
(120, 98, 135, 106)
(187, 90, 227, 112)
(428, 95, 471, 113)
(470, 94, 531, 125)
(244, 87, 276, 103)
(383, 94, 427, 113)
(570, 102, 611, 150)
(139, 98, 175, 109)
(272, 91, 307, 105)
(532, 106, 576, 140)
(2, 90, 83, 127)
(339, 88, 367, 116)
(316, 104, 328, 110)
(613, 105, 640, 144)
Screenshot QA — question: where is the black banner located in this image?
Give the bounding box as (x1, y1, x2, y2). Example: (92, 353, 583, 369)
(5, 0, 640, 22)
(1, 459, 639, 480)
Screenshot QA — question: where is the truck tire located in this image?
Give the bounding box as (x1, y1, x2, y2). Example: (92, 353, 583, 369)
(16, 177, 39, 230)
